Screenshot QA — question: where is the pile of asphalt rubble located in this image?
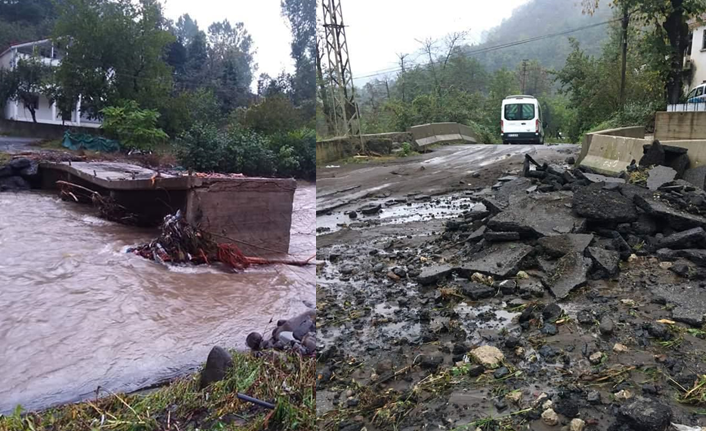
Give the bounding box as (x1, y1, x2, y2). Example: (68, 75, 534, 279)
(317, 140, 706, 431)
(0, 157, 40, 191)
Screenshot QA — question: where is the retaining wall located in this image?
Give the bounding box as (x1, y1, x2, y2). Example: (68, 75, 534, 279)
(654, 111, 706, 141)
(316, 131, 413, 164)
(0, 119, 100, 139)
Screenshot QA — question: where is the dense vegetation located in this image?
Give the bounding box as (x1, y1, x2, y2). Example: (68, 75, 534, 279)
(317, 0, 705, 145)
(0, 0, 315, 179)
(0, 352, 315, 431)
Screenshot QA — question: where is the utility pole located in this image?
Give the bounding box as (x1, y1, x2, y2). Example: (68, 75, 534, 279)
(321, 0, 363, 148)
(397, 53, 408, 103)
(620, 5, 629, 110)
(521, 59, 528, 94)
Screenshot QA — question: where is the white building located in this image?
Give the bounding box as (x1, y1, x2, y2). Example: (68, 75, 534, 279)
(0, 39, 100, 128)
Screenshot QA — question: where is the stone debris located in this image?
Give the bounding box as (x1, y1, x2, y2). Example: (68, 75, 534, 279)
(647, 165, 677, 191)
(469, 345, 504, 368)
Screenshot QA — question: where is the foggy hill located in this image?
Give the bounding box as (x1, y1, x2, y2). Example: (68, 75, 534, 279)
(468, 0, 614, 71)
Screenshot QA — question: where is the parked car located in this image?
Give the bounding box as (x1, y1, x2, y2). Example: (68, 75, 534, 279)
(686, 83, 706, 103)
(501, 95, 546, 145)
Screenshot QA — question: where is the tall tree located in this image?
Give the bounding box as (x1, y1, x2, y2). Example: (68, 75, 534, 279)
(207, 19, 255, 111)
(583, 0, 706, 103)
(175, 14, 200, 46)
(9, 56, 52, 123)
(52, 0, 175, 119)
(281, 0, 315, 115)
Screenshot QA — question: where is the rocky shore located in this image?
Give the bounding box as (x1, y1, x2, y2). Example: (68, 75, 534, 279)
(316, 143, 706, 430)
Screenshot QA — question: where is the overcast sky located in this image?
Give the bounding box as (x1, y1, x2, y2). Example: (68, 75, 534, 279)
(336, 0, 531, 84)
(162, 0, 294, 90)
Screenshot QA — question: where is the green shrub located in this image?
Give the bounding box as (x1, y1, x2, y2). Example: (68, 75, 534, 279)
(467, 121, 499, 144)
(222, 128, 276, 177)
(101, 100, 169, 151)
(175, 122, 225, 172)
(268, 128, 316, 179)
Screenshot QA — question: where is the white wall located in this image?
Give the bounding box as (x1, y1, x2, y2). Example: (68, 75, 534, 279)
(689, 26, 706, 91)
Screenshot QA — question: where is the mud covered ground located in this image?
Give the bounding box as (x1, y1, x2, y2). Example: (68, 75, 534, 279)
(316, 144, 706, 431)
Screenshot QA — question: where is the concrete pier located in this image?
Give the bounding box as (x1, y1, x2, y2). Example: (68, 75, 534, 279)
(39, 161, 296, 256)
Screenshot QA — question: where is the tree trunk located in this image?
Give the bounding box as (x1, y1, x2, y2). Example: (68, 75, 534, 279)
(664, 0, 689, 104)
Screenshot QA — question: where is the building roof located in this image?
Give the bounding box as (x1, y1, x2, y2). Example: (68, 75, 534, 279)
(0, 39, 51, 59)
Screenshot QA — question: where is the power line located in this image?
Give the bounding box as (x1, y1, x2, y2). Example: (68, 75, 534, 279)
(352, 17, 622, 82)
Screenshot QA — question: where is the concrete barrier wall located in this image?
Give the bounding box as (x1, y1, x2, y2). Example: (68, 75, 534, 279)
(409, 122, 478, 148)
(655, 111, 706, 140)
(577, 126, 645, 165)
(580, 134, 706, 175)
(0, 119, 100, 139)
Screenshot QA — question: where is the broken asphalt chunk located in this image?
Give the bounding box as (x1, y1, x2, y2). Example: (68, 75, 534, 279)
(458, 242, 534, 278)
(543, 251, 591, 299)
(487, 194, 586, 238)
(538, 233, 593, 258)
(417, 265, 454, 286)
(572, 184, 638, 223)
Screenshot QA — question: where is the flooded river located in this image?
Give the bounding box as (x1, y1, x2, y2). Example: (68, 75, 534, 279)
(0, 183, 315, 414)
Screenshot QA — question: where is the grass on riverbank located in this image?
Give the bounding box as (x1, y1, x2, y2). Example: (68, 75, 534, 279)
(0, 351, 315, 431)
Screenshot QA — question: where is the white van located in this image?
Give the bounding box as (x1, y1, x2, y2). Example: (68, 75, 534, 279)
(501, 95, 545, 145)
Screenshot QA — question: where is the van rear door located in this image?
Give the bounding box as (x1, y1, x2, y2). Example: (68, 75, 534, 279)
(503, 102, 536, 134)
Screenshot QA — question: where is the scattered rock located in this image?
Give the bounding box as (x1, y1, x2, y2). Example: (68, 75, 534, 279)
(614, 389, 633, 401)
(0, 176, 30, 191)
(8, 158, 31, 170)
(470, 345, 504, 368)
(359, 203, 382, 215)
(493, 366, 510, 379)
(348, 211, 358, 219)
(541, 408, 559, 426)
(618, 397, 672, 431)
(589, 351, 604, 364)
(542, 303, 564, 322)
(459, 282, 495, 300)
(570, 418, 586, 431)
(599, 316, 614, 335)
(200, 346, 234, 389)
(613, 343, 629, 353)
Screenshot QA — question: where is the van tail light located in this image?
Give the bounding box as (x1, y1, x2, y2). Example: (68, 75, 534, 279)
(500, 120, 504, 133)
(535, 119, 540, 133)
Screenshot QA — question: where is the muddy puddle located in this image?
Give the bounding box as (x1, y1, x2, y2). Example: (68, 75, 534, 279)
(0, 184, 315, 414)
(316, 193, 482, 235)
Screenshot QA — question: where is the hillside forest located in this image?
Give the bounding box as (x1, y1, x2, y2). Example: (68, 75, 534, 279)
(317, 0, 706, 144)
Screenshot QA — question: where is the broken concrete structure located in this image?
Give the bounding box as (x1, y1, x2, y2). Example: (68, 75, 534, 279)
(40, 161, 296, 256)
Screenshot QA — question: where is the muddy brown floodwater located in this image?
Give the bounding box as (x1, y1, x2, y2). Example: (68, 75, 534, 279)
(0, 183, 315, 414)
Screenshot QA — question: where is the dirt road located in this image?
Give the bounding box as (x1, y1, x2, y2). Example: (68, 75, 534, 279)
(316, 143, 706, 431)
